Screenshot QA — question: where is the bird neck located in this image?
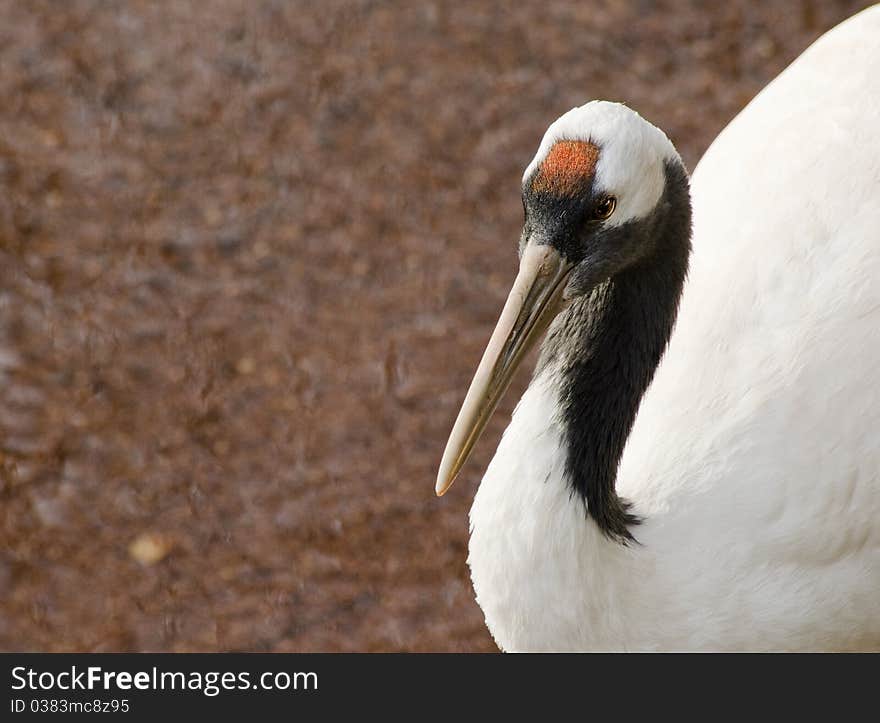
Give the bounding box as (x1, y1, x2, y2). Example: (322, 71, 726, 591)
(536, 164, 692, 542)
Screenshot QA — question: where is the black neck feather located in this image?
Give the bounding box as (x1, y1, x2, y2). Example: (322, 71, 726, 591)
(537, 161, 692, 543)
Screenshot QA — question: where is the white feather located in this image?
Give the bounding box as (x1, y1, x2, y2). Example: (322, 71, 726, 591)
(469, 5, 880, 651)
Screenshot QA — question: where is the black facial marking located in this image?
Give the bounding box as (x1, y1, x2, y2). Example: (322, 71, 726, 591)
(521, 170, 598, 262)
(534, 160, 692, 543)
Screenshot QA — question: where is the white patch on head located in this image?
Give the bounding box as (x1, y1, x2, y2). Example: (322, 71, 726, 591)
(523, 101, 681, 227)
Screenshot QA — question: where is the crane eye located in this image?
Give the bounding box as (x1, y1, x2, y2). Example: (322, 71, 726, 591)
(593, 195, 617, 220)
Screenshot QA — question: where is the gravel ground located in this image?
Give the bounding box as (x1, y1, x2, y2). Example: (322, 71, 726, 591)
(0, 0, 869, 651)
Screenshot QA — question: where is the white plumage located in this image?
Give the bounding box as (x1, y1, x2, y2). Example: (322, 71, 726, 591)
(452, 7, 880, 651)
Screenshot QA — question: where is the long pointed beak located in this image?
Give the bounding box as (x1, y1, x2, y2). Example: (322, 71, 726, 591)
(436, 243, 573, 496)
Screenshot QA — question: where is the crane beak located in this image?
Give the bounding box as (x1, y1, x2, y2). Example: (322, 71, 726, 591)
(436, 243, 573, 496)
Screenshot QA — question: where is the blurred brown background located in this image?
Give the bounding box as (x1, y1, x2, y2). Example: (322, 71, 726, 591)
(0, 0, 869, 651)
